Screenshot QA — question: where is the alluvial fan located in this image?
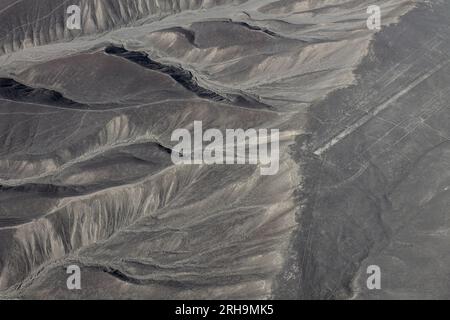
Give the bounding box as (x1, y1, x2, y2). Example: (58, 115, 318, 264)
(2, 0, 449, 300)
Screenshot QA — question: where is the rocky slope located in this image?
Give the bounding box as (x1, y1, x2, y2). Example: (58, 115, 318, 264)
(1, 0, 441, 300)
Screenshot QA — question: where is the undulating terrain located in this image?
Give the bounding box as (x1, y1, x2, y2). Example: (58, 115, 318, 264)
(1, 0, 449, 299)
